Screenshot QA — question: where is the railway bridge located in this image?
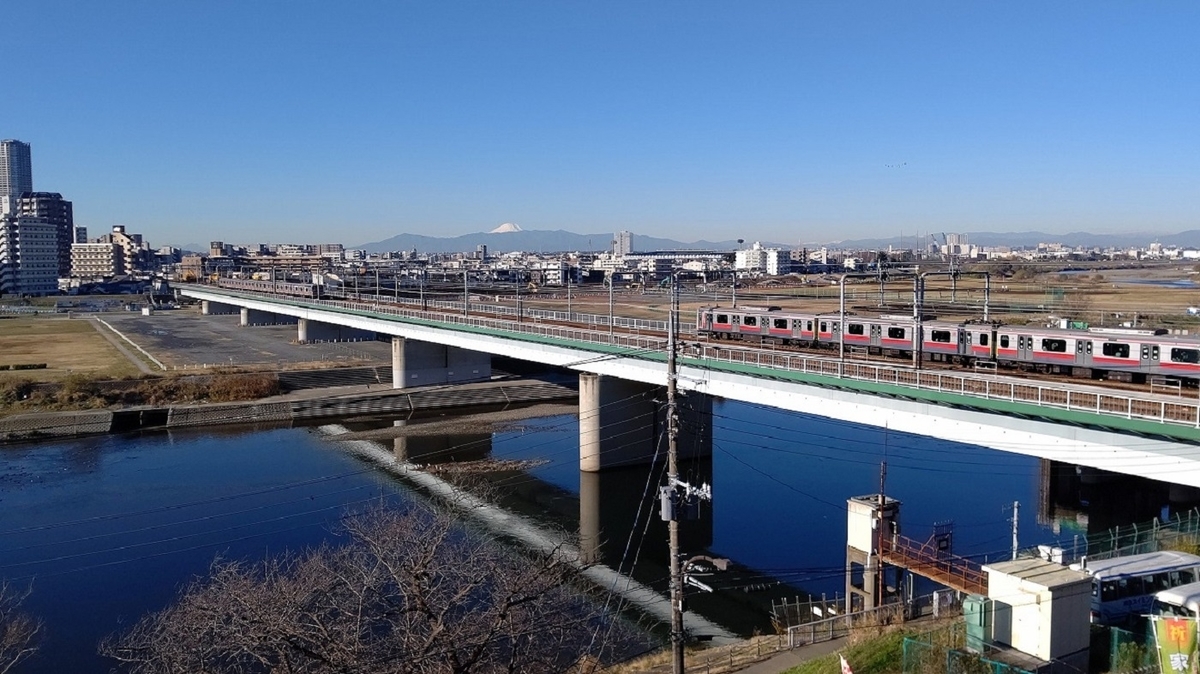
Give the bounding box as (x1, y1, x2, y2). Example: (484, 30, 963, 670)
(180, 284, 1200, 487)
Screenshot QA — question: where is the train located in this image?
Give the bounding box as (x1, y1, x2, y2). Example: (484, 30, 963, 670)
(696, 305, 1200, 383)
(215, 277, 327, 299)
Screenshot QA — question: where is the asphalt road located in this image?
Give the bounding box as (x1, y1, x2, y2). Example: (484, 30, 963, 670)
(99, 309, 393, 369)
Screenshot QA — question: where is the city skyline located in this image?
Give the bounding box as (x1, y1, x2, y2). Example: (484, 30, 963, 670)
(8, 2, 1200, 246)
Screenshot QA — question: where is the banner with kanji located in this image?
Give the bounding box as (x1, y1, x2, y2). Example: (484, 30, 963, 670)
(1151, 615, 1199, 674)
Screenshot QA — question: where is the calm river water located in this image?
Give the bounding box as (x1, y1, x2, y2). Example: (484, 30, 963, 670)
(0, 399, 1191, 672)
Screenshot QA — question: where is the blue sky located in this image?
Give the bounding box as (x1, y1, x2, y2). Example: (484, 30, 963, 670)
(9, 1, 1199, 247)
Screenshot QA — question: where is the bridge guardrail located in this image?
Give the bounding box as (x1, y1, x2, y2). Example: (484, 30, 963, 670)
(186, 285, 1200, 432)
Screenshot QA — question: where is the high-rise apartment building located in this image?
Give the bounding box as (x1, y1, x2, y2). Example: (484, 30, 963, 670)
(614, 231, 633, 256)
(0, 140, 33, 207)
(16, 192, 73, 277)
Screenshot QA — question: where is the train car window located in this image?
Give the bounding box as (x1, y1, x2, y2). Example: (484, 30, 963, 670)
(1102, 343, 1129, 358)
(888, 327, 905, 339)
(820, 321, 828, 333)
(1086, 342, 1092, 354)
(848, 324, 865, 335)
(1172, 348, 1200, 364)
(965, 333, 972, 344)
(930, 330, 952, 343)
(773, 318, 788, 330)
(805, 320, 813, 331)
(716, 314, 728, 324)
(1076, 341, 1084, 353)
(1142, 346, 1150, 359)
(1041, 339, 1067, 352)
(1153, 346, 1160, 360)
(979, 333, 989, 346)
(744, 316, 758, 327)
(1000, 335, 1010, 348)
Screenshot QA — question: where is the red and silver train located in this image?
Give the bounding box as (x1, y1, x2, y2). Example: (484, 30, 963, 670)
(696, 306, 1200, 383)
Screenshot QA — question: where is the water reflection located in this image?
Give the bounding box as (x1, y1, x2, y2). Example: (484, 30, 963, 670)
(3, 401, 1199, 671)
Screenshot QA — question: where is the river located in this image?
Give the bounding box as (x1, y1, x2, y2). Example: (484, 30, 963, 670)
(0, 399, 1193, 672)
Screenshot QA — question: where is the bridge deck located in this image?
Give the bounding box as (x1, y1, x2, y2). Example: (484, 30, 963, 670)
(180, 285, 1200, 446)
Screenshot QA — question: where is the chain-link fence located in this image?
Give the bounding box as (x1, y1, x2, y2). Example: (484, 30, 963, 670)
(902, 624, 1036, 674)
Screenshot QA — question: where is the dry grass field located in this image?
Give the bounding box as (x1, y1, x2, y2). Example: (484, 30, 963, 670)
(0, 316, 142, 381)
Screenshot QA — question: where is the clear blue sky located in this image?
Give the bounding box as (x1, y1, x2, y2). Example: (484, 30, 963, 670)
(10, 1, 1200, 248)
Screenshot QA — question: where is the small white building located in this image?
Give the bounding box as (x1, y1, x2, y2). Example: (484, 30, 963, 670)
(980, 558, 1091, 671)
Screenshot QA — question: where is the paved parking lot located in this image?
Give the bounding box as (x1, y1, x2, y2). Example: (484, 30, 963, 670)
(100, 309, 392, 369)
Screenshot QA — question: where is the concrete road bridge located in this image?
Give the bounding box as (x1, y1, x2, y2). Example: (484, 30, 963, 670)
(180, 284, 1200, 487)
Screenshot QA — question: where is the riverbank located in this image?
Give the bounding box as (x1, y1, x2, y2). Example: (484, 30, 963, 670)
(0, 377, 579, 442)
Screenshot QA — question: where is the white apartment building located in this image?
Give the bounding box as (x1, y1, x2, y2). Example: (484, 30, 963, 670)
(0, 216, 59, 296)
(72, 242, 124, 278)
(737, 242, 791, 274)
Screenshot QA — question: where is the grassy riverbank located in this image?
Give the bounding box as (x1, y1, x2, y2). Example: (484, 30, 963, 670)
(0, 371, 281, 414)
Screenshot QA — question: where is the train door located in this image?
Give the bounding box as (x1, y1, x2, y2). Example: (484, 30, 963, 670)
(1077, 339, 1092, 367)
(870, 324, 882, 349)
(1140, 343, 1160, 374)
(958, 329, 968, 358)
(1018, 334, 1034, 361)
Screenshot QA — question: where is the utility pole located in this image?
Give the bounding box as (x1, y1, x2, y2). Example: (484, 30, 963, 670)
(463, 270, 469, 317)
(608, 274, 614, 337)
(1011, 501, 1020, 561)
(666, 275, 685, 674)
(876, 460, 887, 609)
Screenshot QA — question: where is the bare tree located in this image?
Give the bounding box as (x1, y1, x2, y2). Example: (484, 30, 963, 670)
(0, 581, 40, 674)
(102, 499, 642, 673)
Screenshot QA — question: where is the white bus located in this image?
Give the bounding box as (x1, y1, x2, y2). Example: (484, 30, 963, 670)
(1071, 550, 1200, 624)
(1154, 581, 1200, 618)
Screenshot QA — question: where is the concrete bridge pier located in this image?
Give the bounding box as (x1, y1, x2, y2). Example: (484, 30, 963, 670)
(240, 307, 296, 326)
(201, 300, 238, 315)
(296, 318, 376, 344)
(578, 373, 712, 472)
(390, 335, 491, 390)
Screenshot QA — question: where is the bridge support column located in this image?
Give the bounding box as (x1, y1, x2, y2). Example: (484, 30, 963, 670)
(295, 319, 376, 344)
(201, 300, 237, 315)
(578, 375, 711, 472)
(389, 337, 491, 389)
(392, 337, 407, 389)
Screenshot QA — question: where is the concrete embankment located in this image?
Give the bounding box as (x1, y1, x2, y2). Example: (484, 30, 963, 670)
(0, 378, 578, 442)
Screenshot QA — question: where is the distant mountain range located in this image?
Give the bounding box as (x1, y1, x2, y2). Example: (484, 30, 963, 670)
(176, 228, 1200, 255)
(354, 230, 772, 254)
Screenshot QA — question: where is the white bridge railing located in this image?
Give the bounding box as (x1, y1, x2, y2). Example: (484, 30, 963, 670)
(187, 285, 1200, 431)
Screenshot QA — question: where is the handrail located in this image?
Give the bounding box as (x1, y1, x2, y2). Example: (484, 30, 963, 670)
(183, 285, 1200, 433)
